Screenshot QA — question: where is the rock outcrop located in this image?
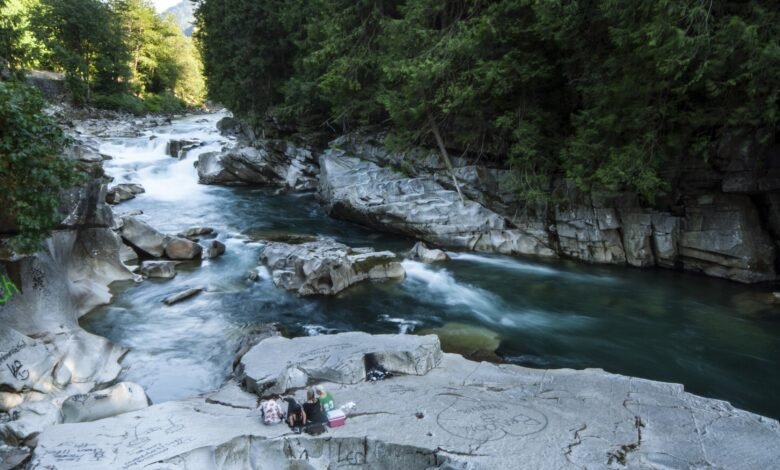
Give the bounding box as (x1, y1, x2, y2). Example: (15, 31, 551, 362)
(60, 382, 149, 424)
(30, 333, 780, 470)
(198, 139, 318, 190)
(318, 132, 779, 283)
(408, 241, 449, 263)
(260, 239, 405, 295)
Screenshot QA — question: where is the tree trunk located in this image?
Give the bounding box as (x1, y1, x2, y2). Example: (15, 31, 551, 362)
(427, 110, 464, 203)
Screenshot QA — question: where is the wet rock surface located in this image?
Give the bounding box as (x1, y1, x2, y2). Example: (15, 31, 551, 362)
(105, 183, 145, 205)
(198, 139, 318, 190)
(30, 333, 780, 470)
(260, 239, 405, 295)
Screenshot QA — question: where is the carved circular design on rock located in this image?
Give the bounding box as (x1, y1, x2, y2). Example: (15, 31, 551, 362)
(435, 394, 548, 442)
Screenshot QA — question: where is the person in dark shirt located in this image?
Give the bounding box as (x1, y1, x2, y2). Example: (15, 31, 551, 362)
(284, 397, 305, 432)
(303, 388, 326, 424)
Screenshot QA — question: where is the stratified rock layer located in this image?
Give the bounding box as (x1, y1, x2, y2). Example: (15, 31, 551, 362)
(30, 333, 780, 470)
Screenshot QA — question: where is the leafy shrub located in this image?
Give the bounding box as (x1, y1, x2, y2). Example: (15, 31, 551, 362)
(91, 92, 145, 115)
(0, 81, 83, 252)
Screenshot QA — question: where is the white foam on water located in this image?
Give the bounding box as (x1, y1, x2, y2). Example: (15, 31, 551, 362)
(448, 252, 618, 284)
(402, 260, 595, 331)
(378, 314, 421, 334)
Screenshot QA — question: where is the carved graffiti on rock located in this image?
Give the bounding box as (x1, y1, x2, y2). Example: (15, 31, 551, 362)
(435, 395, 548, 442)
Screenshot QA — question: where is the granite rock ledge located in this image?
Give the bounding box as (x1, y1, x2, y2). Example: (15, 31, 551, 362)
(29, 333, 780, 470)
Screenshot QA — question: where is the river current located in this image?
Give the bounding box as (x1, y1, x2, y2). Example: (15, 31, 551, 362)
(81, 113, 780, 419)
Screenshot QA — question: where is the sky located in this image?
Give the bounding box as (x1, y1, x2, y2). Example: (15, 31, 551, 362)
(151, 0, 180, 13)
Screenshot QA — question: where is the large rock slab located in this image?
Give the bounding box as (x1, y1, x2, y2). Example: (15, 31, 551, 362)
(61, 382, 149, 424)
(30, 334, 780, 470)
(238, 333, 442, 396)
(260, 239, 404, 295)
(318, 152, 555, 258)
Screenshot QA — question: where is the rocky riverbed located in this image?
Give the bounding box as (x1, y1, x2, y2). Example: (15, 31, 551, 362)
(2, 111, 780, 469)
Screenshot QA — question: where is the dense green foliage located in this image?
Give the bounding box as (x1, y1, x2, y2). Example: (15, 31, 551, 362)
(1, 0, 205, 110)
(196, 0, 780, 200)
(0, 81, 81, 251)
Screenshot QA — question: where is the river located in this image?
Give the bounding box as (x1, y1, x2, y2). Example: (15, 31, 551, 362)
(80, 113, 780, 419)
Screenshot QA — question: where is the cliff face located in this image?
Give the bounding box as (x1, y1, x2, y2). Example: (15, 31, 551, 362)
(320, 132, 779, 284)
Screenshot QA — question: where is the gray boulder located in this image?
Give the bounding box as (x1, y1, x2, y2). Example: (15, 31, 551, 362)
(203, 240, 226, 259)
(198, 140, 319, 189)
(177, 226, 215, 239)
(409, 242, 448, 263)
(260, 239, 404, 295)
(163, 237, 202, 260)
(166, 139, 201, 159)
(238, 332, 442, 396)
(119, 216, 167, 257)
(61, 382, 149, 423)
(138, 260, 177, 279)
(106, 183, 145, 205)
(318, 152, 555, 258)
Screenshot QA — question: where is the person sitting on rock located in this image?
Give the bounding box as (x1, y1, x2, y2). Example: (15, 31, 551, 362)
(303, 388, 326, 424)
(314, 385, 335, 412)
(260, 396, 284, 425)
(284, 397, 305, 432)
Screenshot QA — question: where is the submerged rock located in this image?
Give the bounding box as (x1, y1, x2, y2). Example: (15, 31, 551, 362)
(418, 322, 501, 362)
(61, 382, 149, 424)
(30, 333, 780, 470)
(260, 239, 404, 295)
(409, 241, 449, 263)
(162, 287, 203, 305)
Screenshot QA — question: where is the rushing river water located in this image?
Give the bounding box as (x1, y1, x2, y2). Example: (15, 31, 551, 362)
(81, 113, 780, 419)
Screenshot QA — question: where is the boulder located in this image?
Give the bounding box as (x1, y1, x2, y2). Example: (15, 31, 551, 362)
(162, 288, 203, 306)
(197, 152, 236, 185)
(177, 227, 215, 239)
(203, 240, 226, 259)
(138, 261, 177, 279)
(105, 183, 145, 205)
(198, 140, 319, 189)
(163, 237, 202, 260)
(119, 216, 167, 257)
(58, 180, 114, 229)
(61, 382, 150, 423)
(30, 333, 780, 470)
(118, 243, 138, 266)
(0, 401, 61, 445)
(318, 152, 555, 258)
(238, 332, 442, 396)
(260, 239, 404, 295)
(408, 242, 448, 263)
(166, 139, 200, 159)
